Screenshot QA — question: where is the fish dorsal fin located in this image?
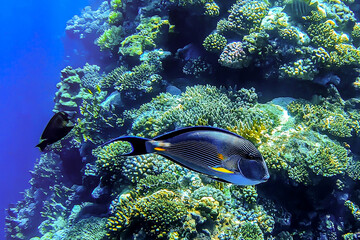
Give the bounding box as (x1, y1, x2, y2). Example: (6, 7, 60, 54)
(154, 126, 243, 140)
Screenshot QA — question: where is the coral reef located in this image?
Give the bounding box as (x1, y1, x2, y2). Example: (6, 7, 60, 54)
(8, 0, 360, 239)
(96, 25, 123, 51)
(119, 16, 170, 56)
(287, 89, 360, 138)
(66, 2, 110, 40)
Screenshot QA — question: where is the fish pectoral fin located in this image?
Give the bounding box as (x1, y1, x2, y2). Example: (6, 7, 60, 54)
(210, 166, 234, 174)
(154, 147, 166, 151)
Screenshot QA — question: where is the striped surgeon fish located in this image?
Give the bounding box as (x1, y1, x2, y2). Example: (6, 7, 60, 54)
(101, 126, 270, 185)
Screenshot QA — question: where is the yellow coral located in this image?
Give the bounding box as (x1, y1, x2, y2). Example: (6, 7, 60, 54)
(227, 120, 267, 145)
(204, 2, 220, 16)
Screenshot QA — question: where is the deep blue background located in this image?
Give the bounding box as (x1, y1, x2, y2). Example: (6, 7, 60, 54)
(0, 0, 91, 238)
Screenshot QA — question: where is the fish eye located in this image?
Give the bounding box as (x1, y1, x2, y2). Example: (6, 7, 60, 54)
(238, 158, 267, 180)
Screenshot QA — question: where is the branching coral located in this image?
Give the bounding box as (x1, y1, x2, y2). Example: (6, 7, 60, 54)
(98, 66, 127, 89)
(279, 58, 318, 81)
(240, 222, 264, 240)
(126, 85, 273, 138)
(107, 190, 187, 239)
(93, 141, 130, 175)
(259, 124, 351, 184)
(287, 99, 360, 138)
(113, 50, 166, 98)
(74, 87, 123, 143)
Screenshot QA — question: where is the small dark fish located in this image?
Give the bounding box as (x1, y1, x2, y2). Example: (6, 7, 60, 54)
(36, 111, 74, 151)
(101, 126, 269, 185)
(284, 0, 318, 19)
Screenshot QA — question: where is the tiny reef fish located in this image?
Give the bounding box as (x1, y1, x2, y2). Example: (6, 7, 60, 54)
(101, 126, 270, 185)
(36, 111, 74, 151)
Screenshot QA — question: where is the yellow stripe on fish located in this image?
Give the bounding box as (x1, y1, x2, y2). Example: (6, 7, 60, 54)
(211, 167, 234, 174)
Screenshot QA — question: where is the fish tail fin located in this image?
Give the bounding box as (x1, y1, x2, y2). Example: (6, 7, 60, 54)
(100, 136, 151, 156)
(36, 140, 47, 152)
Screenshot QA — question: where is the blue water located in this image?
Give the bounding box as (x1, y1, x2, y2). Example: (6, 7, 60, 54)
(0, 1, 91, 238)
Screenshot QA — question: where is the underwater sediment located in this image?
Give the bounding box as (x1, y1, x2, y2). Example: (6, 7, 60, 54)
(5, 0, 360, 239)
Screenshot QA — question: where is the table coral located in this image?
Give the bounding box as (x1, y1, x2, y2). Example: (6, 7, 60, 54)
(96, 26, 123, 51)
(119, 16, 170, 56)
(53, 66, 92, 113)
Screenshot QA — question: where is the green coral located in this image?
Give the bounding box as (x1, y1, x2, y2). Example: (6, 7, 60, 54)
(307, 21, 340, 50)
(330, 43, 360, 67)
(119, 16, 170, 56)
(93, 141, 131, 174)
(126, 85, 281, 142)
(344, 200, 360, 222)
(287, 98, 360, 138)
(96, 26, 123, 51)
(135, 172, 180, 194)
(114, 61, 161, 93)
(352, 22, 360, 39)
(259, 124, 351, 184)
(227, 0, 269, 34)
(192, 186, 227, 204)
(137, 190, 187, 238)
(108, 11, 123, 25)
(279, 58, 318, 81)
(108, 190, 187, 239)
(122, 154, 178, 184)
(99, 66, 127, 89)
(311, 47, 332, 67)
(278, 27, 302, 43)
(203, 33, 227, 52)
(204, 1, 220, 16)
(110, 0, 122, 10)
(53, 66, 92, 113)
(346, 159, 360, 181)
(240, 222, 264, 240)
(231, 185, 258, 205)
(74, 87, 123, 143)
(61, 217, 108, 240)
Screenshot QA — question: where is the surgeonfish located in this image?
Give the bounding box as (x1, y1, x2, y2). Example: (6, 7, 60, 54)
(101, 126, 270, 185)
(36, 111, 74, 151)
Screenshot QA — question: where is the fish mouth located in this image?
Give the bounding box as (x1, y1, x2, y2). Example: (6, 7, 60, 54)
(262, 173, 270, 182)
